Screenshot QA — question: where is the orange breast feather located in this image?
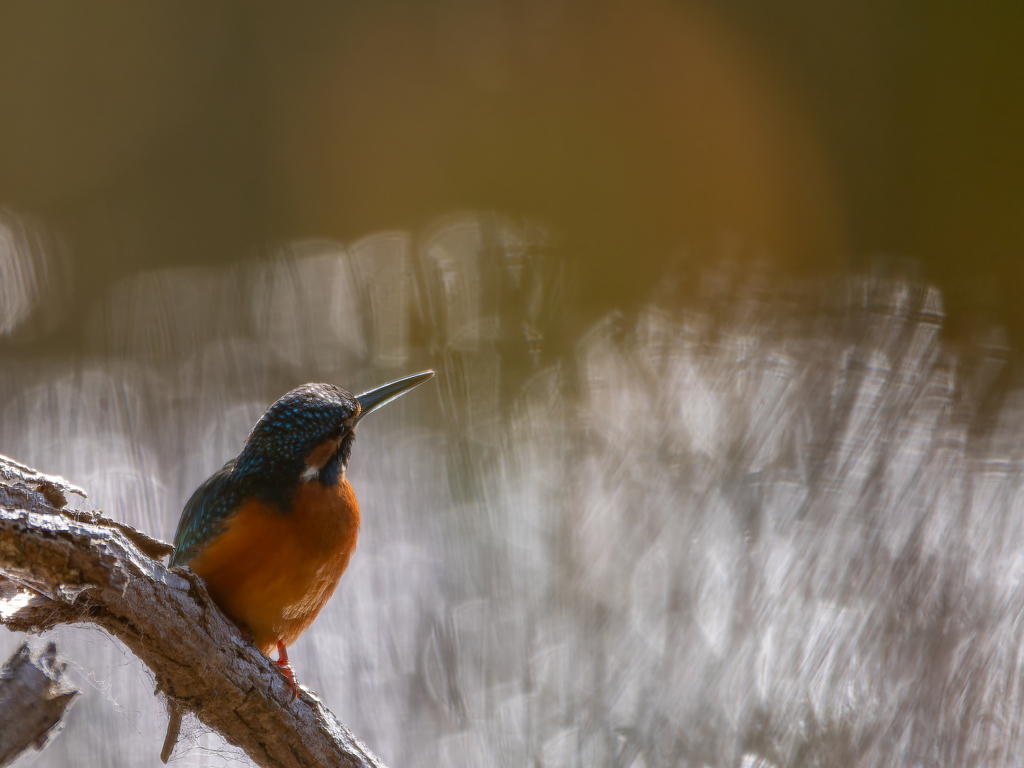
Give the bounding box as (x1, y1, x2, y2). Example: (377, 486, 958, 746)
(187, 479, 360, 655)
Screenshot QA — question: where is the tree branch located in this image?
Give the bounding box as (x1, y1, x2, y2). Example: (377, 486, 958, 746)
(0, 640, 80, 767)
(0, 454, 388, 768)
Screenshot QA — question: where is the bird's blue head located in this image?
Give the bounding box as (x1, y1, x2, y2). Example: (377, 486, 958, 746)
(235, 383, 359, 486)
(233, 371, 435, 490)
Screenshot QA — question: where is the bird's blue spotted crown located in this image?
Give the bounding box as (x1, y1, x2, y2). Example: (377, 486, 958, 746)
(235, 383, 359, 481)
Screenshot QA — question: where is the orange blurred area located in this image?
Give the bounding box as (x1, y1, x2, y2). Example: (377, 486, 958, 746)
(262, 0, 843, 288)
(1, 1, 1022, 339)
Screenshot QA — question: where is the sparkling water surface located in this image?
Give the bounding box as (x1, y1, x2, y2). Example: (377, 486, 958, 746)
(2, 212, 1022, 768)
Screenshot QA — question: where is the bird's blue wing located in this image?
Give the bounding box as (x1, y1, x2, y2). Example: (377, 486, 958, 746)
(170, 459, 240, 567)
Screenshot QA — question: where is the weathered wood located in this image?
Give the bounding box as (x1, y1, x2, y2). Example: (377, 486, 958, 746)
(0, 454, 387, 768)
(0, 640, 80, 768)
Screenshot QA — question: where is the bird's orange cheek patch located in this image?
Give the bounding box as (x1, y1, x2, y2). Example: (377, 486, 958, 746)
(304, 437, 341, 470)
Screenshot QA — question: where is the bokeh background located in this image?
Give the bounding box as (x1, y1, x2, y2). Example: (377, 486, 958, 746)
(2, 2, 1024, 766)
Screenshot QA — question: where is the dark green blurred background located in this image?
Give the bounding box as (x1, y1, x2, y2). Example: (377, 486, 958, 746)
(1, 0, 1022, 344)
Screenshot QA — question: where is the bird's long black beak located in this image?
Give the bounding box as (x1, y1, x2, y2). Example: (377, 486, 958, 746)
(355, 370, 435, 421)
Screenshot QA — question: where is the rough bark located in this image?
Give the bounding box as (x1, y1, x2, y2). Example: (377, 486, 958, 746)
(0, 454, 388, 768)
(0, 640, 80, 768)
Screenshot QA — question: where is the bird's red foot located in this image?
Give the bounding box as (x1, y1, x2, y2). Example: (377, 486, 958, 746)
(238, 624, 254, 644)
(274, 641, 298, 701)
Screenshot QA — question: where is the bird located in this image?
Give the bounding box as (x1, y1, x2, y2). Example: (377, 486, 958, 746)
(169, 370, 435, 696)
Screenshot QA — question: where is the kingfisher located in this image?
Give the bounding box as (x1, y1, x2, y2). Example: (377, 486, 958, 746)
(169, 370, 434, 695)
